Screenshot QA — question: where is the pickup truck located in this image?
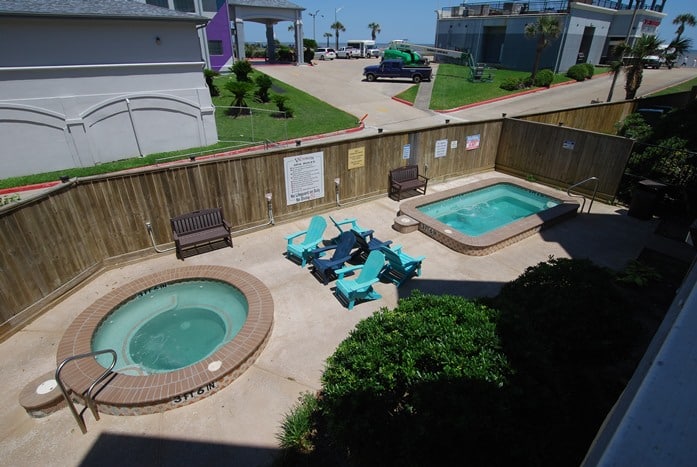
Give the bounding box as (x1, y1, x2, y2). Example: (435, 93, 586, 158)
(336, 47, 360, 59)
(363, 59, 433, 83)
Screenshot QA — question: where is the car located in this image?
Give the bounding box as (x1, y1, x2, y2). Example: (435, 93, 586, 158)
(642, 55, 663, 69)
(366, 48, 381, 58)
(336, 46, 360, 59)
(314, 48, 336, 61)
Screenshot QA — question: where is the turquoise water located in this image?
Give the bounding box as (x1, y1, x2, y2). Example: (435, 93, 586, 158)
(418, 183, 560, 237)
(92, 280, 248, 375)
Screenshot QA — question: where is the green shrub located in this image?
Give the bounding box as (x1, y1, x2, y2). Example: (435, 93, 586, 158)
(582, 62, 595, 79)
(500, 77, 523, 91)
(276, 392, 319, 453)
(254, 73, 273, 103)
(318, 292, 512, 465)
(272, 94, 294, 118)
(534, 69, 554, 87)
(615, 112, 652, 141)
(566, 64, 587, 81)
(492, 257, 638, 466)
(203, 68, 220, 96)
(230, 59, 253, 82)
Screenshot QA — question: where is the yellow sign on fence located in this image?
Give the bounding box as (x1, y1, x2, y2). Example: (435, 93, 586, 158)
(348, 147, 365, 169)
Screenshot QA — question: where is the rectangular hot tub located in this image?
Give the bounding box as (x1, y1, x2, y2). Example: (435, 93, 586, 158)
(398, 177, 580, 256)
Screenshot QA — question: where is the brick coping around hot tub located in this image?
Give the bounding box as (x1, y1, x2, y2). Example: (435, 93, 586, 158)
(398, 178, 580, 256)
(55, 266, 273, 415)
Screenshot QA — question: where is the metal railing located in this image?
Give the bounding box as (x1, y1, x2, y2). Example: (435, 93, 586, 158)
(55, 349, 117, 434)
(567, 176, 599, 213)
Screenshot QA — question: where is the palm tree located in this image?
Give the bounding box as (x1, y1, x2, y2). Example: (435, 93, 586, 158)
(606, 58, 624, 102)
(331, 21, 345, 50)
(323, 32, 333, 48)
(524, 16, 561, 83)
(673, 13, 696, 43)
(368, 22, 381, 41)
(664, 37, 693, 68)
(617, 34, 663, 100)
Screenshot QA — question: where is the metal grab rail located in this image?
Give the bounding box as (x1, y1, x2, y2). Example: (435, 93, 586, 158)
(567, 177, 599, 213)
(55, 349, 117, 434)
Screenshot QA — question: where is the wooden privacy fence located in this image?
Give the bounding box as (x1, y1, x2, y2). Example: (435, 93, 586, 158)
(496, 118, 633, 202)
(0, 107, 634, 338)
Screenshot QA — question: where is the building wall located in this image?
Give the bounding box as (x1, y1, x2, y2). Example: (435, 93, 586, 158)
(0, 17, 217, 178)
(435, 3, 665, 72)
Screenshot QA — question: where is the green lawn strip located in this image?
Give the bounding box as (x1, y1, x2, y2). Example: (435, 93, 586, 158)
(429, 64, 606, 110)
(394, 85, 419, 104)
(646, 76, 697, 97)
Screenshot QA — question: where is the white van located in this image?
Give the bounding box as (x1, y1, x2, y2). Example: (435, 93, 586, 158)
(346, 40, 376, 58)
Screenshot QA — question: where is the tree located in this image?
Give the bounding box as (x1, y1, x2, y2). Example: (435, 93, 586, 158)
(331, 21, 345, 50)
(368, 22, 381, 41)
(617, 34, 663, 100)
(323, 32, 333, 48)
(664, 37, 693, 68)
(673, 13, 696, 43)
(606, 58, 624, 103)
(523, 16, 561, 83)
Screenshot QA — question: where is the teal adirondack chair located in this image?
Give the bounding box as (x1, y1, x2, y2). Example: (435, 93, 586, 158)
(335, 250, 385, 310)
(285, 216, 327, 267)
(328, 215, 371, 241)
(379, 245, 425, 287)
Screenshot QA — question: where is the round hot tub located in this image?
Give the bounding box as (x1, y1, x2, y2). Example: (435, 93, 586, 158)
(56, 266, 273, 415)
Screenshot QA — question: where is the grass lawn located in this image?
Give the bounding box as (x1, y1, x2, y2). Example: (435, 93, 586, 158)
(0, 65, 684, 190)
(647, 76, 697, 96)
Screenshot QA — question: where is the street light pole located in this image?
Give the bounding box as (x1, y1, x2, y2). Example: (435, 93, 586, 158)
(309, 9, 320, 43)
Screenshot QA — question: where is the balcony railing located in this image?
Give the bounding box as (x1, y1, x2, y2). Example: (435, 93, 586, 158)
(437, 1, 663, 19)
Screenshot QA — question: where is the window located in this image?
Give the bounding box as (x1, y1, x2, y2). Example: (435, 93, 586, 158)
(208, 40, 223, 55)
(146, 0, 169, 8)
(202, 0, 219, 12)
(173, 0, 195, 13)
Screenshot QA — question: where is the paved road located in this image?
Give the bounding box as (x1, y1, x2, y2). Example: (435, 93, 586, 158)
(254, 58, 697, 134)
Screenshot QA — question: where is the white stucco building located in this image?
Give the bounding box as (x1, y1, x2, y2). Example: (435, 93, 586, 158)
(0, 0, 218, 178)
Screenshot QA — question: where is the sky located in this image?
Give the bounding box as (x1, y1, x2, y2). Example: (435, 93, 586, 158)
(242, 0, 697, 49)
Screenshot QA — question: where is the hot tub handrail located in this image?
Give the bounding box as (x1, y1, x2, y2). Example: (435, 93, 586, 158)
(567, 177, 599, 213)
(55, 349, 117, 434)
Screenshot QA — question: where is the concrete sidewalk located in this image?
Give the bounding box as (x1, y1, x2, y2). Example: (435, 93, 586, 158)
(2, 171, 669, 466)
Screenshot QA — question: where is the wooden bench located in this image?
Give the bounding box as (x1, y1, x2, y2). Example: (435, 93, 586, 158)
(389, 165, 429, 201)
(170, 207, 232, 259)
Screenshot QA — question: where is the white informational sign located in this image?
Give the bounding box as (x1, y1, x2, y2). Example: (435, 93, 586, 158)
(562, 140, 575, 150)
(435, 139, 448, 158)
(284, 151, 325, 205)
(450, 140, 458, 149)
(402, 144, 411, 160)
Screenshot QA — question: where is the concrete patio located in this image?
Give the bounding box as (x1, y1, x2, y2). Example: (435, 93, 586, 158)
(1, 171, 672, 466)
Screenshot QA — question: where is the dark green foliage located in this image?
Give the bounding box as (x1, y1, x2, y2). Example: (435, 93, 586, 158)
(492, 257, 638, 466)
(277, 46, 295, 62)
(566, 63, 588, 81)
(318, 292, 512, 465)
(304, 47, 315, 64)
(223, 80, 254, 116)
(272, 94, 294, 118)
(582, 62, 595, 79)
(276, 392, 319, 452)
(500, 77, 524, 91)
(230, 59, 253, 82)
(533, 68, 554, 87)
(254, 73, 273, 103)
(203, 68, 220, 97)
(616, 112, 653, 141)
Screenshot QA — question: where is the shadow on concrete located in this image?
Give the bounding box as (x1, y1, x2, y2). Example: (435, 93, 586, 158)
(79, 432, 280, 467)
